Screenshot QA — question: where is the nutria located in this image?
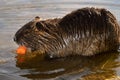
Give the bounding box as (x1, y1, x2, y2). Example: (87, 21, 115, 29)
(14, 7, 120, 58)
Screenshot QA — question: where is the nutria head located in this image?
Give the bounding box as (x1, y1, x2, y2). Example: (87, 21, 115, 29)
(14, 16, 61, 53)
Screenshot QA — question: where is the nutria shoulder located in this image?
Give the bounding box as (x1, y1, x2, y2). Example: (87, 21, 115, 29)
(14, 7, 120, 58)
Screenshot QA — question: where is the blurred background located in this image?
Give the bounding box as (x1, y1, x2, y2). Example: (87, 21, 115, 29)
(0, 0, 120, 80)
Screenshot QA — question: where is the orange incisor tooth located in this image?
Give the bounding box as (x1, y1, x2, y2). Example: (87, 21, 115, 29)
(16, 46, 27, 55)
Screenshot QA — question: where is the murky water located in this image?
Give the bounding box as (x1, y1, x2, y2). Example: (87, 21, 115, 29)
(0, 0, 120, 80)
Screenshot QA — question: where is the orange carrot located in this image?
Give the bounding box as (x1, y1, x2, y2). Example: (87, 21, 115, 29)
(16, 46, 27, 55)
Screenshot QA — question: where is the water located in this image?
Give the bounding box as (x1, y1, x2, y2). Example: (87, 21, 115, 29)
(0, 0, 120, 80)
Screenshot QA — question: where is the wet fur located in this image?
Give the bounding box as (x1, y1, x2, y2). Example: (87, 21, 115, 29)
(14, 7, 120, 57)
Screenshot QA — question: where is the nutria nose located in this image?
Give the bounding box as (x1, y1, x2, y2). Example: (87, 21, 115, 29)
(14, 34, 19, 42)
(13, 36, 17, 42)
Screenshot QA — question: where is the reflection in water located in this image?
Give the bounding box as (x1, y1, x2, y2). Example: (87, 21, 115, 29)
(16, 52, 120, 80)
(0, 0, 120, 80)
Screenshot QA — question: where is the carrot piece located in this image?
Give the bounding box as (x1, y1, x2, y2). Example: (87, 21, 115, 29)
(16, 46, 27, 55)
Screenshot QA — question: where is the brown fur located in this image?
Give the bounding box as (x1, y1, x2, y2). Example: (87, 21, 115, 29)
(14, 7, 120, 58)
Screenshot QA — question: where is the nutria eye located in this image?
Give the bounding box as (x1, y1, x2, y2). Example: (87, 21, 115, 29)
(36, 22, 44, 30)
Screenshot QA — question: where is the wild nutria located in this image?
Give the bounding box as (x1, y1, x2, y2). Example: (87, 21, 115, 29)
(14, 7, 120, 58)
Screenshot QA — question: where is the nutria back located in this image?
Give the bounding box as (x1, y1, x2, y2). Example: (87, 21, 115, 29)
(14, 7, 120, 58)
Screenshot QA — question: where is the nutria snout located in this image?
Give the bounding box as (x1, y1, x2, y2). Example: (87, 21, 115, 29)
(14, 7, 120, 57)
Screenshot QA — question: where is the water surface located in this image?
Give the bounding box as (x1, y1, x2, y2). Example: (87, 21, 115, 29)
(0, 0, 120, 80)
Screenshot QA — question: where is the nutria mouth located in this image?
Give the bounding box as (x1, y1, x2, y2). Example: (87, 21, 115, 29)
(14, 7, 120, 57)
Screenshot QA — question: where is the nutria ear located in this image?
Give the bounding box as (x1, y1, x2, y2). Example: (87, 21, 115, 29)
(36, 22, 44, 30)
(34, 16, 40, 22)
